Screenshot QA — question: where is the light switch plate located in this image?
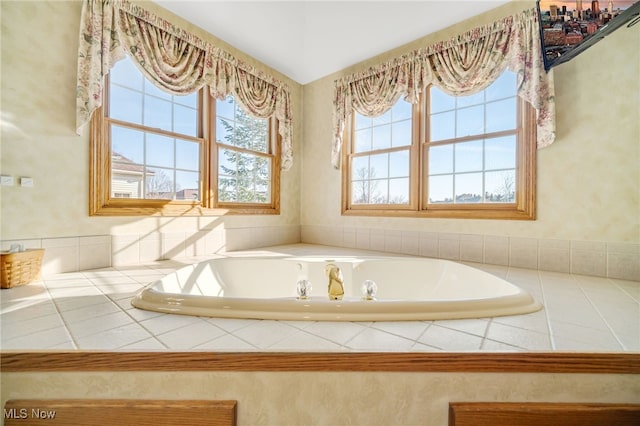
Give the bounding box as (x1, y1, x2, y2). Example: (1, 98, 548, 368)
(1, 175, 14, 186)
(20, 177, 34, 187)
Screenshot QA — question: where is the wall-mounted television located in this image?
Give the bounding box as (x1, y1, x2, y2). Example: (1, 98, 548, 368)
(537, 0, 640, 70)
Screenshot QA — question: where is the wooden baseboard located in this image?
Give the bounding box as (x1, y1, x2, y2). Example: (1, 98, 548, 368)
(449, 402, 640, 426)
(3, 399, 236, 426)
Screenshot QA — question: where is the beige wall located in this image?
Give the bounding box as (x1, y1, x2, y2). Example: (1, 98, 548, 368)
(302, 1, 640, 243)
(2, 371, 638, 425)
(0, 0, 302, 242)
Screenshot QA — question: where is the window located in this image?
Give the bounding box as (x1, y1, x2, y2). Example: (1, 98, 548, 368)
(342, 70, 536, 219)
(214, 96, 279, 206)
(90, 56, 280, 216)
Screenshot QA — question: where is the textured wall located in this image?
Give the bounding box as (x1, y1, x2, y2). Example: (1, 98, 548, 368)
(2, 371, 639, 425)
(0, 0, 302, 241)
(301, 1, 640, 243)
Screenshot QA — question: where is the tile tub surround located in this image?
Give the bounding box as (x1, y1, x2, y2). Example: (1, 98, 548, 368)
(0, 225, 301, 275)
(0, 244, 637, 352)
(2, 227, 637, 280)
(302, 226, 640, 281)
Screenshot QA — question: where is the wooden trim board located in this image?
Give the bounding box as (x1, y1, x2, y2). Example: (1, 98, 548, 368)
(449, 402, 640, 426)
(3, 399, 236, 426)
(1, 352, 638, 373)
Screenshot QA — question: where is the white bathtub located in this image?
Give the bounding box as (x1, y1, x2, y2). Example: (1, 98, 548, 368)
(131, 255, 542, 321)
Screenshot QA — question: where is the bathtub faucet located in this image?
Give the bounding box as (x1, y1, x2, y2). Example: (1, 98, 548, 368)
(325, 263, 344, 300)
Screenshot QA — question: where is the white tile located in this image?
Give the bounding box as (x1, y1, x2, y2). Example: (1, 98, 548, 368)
(1, 239, 42, 251)
(111, 235, 140, 266)
(59, 301, 122, 324)
(79, 235, 111, 246)
(75, 323, 154, 350)
(371, 321, 430, 341)
(419, 232, 438, 258)
(1, 326, 72, 350)
(53, 294, 112, 313)
(41, 237, 79, 249)
(480, 339, 523, 351)
(410, 341, 441, 352)
(616, 332, 640, 351)
(204, 229, 225, 254)
(607, 242, 640, 254)
(485, 322, 552, 350)
(0, 301, 58, 324)
(538, 241, 570, 273)
(438, 239, 460, 261)
(355, 228, 371, 250)
(417, 324, 483, 351)
(232, 321, 299, 349)
(41, 245, 79, 275)
(205, 318, 259, 333)
(138, 312, 204, 335)
(124, 303, 165, 321)
(400, 231, 419, 256)
(302, 321, 369, 346)
(483, 235, 509, 266)
(156, 320, 227, 349)
(1, 312, 65, 341)
(118, 337, 168, 350)
(607, 251, 640, 281)
(184, 231, 207, 256)
(434, 319, 489, 338)
(140, 233, 162, 262)
(79, 243, 111, 271)
(95, 283, 144, 300)
(369, 229, 385, 252)
(571, 249, 606, 277)
(550, 321, 622, 351)
(268, 329, 344, 351)
(193, 333, 258, 351)
(613, 279, 640, 302)
(66, 311, 135, 339)
(346, 327, 416, 351)
(509, 237, 537, 269)
(384, 230, 402, 253)
(572, 240, 606, 251)
(460, 235, 483, 263)
(492, 310, 549, 335)
(0, 282, 49, 304)
(162, 232, 187, 259)
(342, 228, 357, 249)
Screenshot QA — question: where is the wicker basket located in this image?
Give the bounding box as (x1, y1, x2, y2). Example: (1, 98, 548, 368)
(0, 249, 45, 289)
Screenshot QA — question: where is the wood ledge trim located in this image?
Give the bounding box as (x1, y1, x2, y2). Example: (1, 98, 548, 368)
(1, 352, 638, 373)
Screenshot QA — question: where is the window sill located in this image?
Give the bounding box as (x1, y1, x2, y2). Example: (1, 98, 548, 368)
(90, 201, 280, 216)
(342, 205, 535, 220)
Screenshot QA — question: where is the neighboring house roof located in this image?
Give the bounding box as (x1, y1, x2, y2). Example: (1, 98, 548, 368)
(111, 152, 153, 176)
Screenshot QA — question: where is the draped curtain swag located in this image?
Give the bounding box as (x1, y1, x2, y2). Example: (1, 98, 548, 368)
(76, 0, 294, 170)
(332, 7, 555, 168)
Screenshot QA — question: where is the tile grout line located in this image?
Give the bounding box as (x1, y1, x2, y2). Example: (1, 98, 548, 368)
(577, 277, 628, 351)
(536, 268, 557, 351)
(87, 271, 171, 350)
(43, 279, 79, 350)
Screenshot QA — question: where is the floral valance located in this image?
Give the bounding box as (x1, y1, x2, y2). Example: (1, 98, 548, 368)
(332, 7, 555, 168)
(76, 0, 293, 170)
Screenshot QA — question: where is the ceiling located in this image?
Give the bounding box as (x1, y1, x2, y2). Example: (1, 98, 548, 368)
(153, 1, 512, 84)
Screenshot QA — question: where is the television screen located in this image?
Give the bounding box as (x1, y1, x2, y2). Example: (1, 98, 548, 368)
(537, 0, 640, 70)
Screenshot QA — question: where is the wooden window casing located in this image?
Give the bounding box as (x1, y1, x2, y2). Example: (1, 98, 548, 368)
(342, 80, 536, 220)
(90, 67, 280, 217)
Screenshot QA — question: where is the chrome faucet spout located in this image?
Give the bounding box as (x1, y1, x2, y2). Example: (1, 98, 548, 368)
(325, 263, 344, 300)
